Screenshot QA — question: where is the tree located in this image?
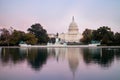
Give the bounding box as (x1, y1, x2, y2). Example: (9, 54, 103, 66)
(9, 29, 39, 45)
(97, 26, 111, 41)
(92, 26, 114, 44)
(114, 32, 120, 44)
(81, 26, 114, 45)
(23, 33, 38, 45)
(49, 38, 55, 43)
(0, 28, 11, 46)
(80, 29, 92, 43)
(9, 30, 25, 45)
(92, 30, 99, 40)
(28, 23, 49, 44)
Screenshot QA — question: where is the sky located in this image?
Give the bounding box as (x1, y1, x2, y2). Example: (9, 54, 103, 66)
(0, 0, 120, 33)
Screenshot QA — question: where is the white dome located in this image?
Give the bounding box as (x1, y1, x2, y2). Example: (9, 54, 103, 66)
(68, 16, 79, 34)
(69, 21, 78, 30)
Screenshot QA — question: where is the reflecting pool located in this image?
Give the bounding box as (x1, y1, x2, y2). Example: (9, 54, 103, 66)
(0, 47, 120, 80)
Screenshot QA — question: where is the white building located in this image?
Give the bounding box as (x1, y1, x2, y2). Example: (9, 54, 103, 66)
(58, 16, 82, 43)
(48, 34, 56, 38)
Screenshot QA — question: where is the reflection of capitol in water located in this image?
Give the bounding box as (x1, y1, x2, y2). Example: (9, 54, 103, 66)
(47, 48, 66, 61)
(47, 48, 82, 79)
(1, 47, 120, 79)
(67, 48, 81, 80)
(0, 47, 120, 80)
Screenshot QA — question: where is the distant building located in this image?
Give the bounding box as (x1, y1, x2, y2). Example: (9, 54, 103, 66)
(48, 16, 83, 43)
(58, 16, 82, 43)
(48, 34, 56, 38)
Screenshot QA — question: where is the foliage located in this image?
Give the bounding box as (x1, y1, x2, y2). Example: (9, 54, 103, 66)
(0, 28, 38, 46)
(93, 26, 114, 44)
(9, 30, 38, 45)
(97, 26, 111, 40)
(0, 25, 120, 46)
(9, 30, 25, 45)
(81, 26, 119, 45)
(23, 33, 38, 45)
(114, 32, 120, 44)
(28, 23, 49, 44)
(49, 38, 55, 43)
(0, 23, 49, 46)
(0, 28, 11, 46)
(80, 29, 92, 43)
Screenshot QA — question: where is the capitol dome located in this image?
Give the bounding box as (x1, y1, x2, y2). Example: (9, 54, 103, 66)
(58, 16, 82, 43)
(68, 16, 79, 34)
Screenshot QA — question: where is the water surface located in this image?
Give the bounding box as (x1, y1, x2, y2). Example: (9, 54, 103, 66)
(0, 47, 120, 80)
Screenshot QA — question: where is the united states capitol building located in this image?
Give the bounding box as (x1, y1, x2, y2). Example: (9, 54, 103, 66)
(48, 16, 83, 43)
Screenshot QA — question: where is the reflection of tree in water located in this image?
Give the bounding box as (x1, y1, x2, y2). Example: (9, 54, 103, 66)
(1, 47, 120, 71)
(0, 48, 48, 71)
(27, 48, 48, 71)
(114, 49, 120, 60)
(82, 48, 120, 68)
(1, 48, 26, 64)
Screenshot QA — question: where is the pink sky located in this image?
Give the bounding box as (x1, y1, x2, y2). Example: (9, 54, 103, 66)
(0, 0, 120, 33)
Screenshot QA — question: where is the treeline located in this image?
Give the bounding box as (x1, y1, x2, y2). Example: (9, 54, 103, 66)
(1, 24, 120, 46)
(0, 23, 49, 46)
(81, 26, 120, 45)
